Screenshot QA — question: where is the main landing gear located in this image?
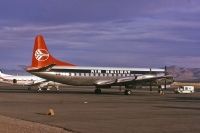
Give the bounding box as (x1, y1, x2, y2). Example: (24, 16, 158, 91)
(95, 88, 102, 94)
(158, 85, 165, 95)
(124, 89, 132, 95)
(124, 85, 134, 95)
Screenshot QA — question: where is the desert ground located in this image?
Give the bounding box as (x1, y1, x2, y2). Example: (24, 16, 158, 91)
(0, 86, 199, 133)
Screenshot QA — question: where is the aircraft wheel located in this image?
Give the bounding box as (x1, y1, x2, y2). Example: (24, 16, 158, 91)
(124, 89, 132, 95)
(95, 88, 102, 94)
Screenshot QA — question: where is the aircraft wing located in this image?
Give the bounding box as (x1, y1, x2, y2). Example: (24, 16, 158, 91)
(118, 74, 173, 84)
(95, 79, 116, 86)
(135, 74, 171, 81)
(95, 74, 173, 86)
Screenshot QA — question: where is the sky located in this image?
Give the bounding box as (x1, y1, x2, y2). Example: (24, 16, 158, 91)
(0, 0, 200, 69)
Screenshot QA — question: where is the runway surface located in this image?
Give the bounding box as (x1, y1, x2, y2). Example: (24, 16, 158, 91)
(0, 86, 199, 133)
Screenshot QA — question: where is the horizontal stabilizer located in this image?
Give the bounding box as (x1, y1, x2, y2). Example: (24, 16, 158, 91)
(27, 64, 56, 72)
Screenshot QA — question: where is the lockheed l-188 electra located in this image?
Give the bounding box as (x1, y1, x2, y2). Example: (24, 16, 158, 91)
(26, 35, 173, 95)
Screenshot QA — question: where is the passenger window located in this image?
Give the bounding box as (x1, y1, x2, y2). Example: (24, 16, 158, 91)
(66, 73, 69, 76)
(71, 73, 75, 76)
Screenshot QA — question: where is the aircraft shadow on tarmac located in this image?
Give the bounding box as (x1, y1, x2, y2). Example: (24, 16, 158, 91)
(0, 87, 126, 95)
(0, 87, 164, 96)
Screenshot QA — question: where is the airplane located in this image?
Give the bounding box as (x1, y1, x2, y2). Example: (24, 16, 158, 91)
(26, 35, 173, 95)
(0, 70, 61, 91)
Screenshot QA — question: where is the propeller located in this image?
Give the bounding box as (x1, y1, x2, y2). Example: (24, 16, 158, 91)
(164, 66, 167, 90)
(150, 81, 152, 91)
(149, 68, 152, 91)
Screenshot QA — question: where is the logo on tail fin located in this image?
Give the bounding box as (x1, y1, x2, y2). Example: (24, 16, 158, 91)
(34, 49, 49, 61)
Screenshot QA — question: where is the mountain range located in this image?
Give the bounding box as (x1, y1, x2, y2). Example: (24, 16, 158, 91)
(167, 66, 200, 82)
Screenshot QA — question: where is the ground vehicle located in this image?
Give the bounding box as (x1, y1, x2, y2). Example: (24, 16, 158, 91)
(174, 86, 194, 94)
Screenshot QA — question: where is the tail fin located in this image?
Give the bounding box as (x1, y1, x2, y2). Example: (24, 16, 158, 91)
(31, 35, 75, 68)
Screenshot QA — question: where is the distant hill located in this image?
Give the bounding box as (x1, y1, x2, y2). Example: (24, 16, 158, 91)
(167, 66, 200, 82)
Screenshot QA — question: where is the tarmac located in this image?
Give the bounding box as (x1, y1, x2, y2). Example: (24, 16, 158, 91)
(0, 86, 199, 133)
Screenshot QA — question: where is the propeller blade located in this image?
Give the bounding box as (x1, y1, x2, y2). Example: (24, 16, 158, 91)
(164, 66, 167, 90)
